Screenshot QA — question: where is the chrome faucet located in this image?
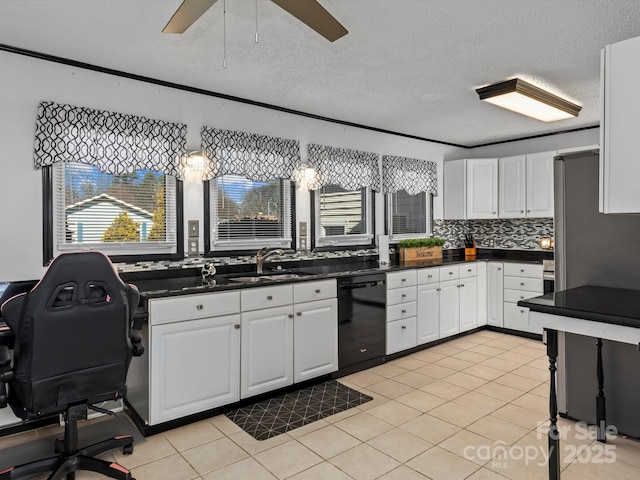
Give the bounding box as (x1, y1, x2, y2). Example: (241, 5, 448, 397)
(256, 247, 284, 274)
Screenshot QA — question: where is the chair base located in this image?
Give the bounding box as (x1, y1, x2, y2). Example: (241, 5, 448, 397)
(0, 405, 135, 480)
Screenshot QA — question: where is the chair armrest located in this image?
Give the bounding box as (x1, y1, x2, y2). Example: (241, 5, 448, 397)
(130, 328, 145, 357)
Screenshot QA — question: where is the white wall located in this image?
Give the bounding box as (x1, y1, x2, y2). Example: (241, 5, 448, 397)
(468, 128, 599, 158)
(0, 50, 466, 281)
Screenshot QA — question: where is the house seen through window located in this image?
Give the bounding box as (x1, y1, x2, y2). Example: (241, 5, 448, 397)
(53, 162, 177, 256)
(209, 175, 292, 251)
(315, 185, 374, 247)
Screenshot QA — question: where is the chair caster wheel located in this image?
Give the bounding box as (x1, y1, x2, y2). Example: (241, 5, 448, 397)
(122, 444, 134, 455)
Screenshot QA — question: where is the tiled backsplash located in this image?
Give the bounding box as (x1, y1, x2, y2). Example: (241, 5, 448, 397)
(115, 248, 377, 273)
(434, 218, 554, 250)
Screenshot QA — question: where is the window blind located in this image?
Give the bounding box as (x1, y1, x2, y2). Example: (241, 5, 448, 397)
(54, 162, 177, 255)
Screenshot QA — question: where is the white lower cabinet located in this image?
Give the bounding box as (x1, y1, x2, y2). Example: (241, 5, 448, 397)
(387, 317, 418, 354)
(487, 262, 504, 327)
(293, 297, 338, 383)
(241, 305, 294, 399)
(459, 275, 478, 332)
(150, 313, 241, 424)
(439, 279, 460, 338)
(416, 282, 439, 344)
(503, 262, 544, 335)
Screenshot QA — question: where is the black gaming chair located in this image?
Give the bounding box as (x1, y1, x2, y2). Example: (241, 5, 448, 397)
(0, 251, 144, 480)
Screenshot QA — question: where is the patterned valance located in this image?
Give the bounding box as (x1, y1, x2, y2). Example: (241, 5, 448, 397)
(33, 101, 187, 177)
(200, 127, 300, 182)
(381, 155, 438, 195)
(307, 144, 380, 191)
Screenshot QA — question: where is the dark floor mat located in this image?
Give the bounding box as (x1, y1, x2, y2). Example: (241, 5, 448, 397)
(0, 413, 145, 471)
(226, 380, 373, 440)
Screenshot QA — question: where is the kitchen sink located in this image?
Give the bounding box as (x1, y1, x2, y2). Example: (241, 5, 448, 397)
(226, 273, 305, 283)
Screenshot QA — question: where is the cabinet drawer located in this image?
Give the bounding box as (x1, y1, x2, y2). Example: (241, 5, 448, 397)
(503, 263, 543, 278)
(149, 291, 240, 325)
(459, 263, 478, 278)
(504, 289, 542, 304)
(504, 302, 542, 335)
(387, 286, 417, 305)
(417, 268, 440, 284)
(387, 301, 417, 322)
(386, 317, 417, 354)
(293, 279, 336, 303)
(386, 270, 417, 289)
(241, 284, 293, 311)
(504, 276, 544, 292)
(440, 265, 459, 280)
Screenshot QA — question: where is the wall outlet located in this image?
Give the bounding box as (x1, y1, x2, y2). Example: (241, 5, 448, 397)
(188, 220, 199, 237)
(299, 221, 307, 236)
(300, 237, 307, 250)
(188, 238, 199, 257)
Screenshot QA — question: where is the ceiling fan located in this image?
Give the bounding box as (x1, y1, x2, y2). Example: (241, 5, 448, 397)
(162, 0, 348, 42)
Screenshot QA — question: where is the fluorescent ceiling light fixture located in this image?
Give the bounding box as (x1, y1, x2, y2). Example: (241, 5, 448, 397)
(476, 78, 581, 122)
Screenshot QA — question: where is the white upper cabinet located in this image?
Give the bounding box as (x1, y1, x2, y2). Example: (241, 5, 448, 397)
(443, 159, 467, 220)
(466, 159, 498, 219)
(499, 152, 554, 219)
(600, 35, 640, 213)
(526, 151, 555, 218)
(499, 155, 526, 218)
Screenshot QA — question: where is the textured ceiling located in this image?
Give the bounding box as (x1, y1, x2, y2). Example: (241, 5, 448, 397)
(2, 0, 640, 147)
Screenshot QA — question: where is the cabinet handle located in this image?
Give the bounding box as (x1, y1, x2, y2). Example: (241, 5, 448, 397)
(520, 269, 525, 273)
(520, 210, 524, 213)
(360, 348, 367, 353)
(492, 211, 496, 214)
(196, 304, 204, 310)
(449, 272, 453, 275)
(267, 295, 273, 300)
(457, 285, 461, 288)
(401, 293, 407, 298)
(467, 269, 472, 272)
(498, 268, 501, 271)
(296, 312, 302, 316)
(288, 314, 293, 318)
(520, 310, 525, 314)
(437, 288, 441, 292)
(527, 210, 531, 213)
(520, 296, 524, 300)
(428, 274, 432, 278)
(401, 278, 407, 282)
(520, 282, 525, 286)
(401, 325, 407, 330)
(461, 284, 465, 287)
(234, 324, 240, 329)
(315, 289, 321, 293)
(401, 309, 407, 313)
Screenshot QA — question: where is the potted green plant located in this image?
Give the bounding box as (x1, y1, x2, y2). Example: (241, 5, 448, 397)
(397, 237, 446, 263)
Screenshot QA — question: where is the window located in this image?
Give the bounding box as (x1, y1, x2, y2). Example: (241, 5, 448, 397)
(208, 175, 292, 251)
(387, 190, 433, 242)
(50, 162, 178, 257)
(314, 185, 374, 247)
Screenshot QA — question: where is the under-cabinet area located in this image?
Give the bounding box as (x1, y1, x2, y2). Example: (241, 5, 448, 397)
(125, 257, 548, 432)
(126, 279, 338, 427)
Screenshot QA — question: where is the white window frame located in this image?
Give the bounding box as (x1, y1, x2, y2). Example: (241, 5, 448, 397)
(314, 186, 374, 248)
(387, 190, 433, 242)
(208, 177, 293, 252)
(52, 162, 178, 257)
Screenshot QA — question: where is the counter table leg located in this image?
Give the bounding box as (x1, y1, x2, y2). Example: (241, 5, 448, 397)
(596, 338, 606, 443)
(546, 328, 560, 480)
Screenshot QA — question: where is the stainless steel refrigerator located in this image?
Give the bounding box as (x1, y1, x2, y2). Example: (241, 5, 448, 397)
(555, 149, 640, 437)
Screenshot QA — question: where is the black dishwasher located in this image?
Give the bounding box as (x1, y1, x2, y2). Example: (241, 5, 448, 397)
(337, 273, 386, 372)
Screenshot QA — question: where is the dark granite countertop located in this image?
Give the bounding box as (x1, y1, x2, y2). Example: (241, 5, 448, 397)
(518, 285, 640, 329)
(130, 252, 549, 300)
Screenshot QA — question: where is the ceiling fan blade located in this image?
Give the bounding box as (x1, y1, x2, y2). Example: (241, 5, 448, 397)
(271, 0, 348, 42)
(162, 0, 218, 34)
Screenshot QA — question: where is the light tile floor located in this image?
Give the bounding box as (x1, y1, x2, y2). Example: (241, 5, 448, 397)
(3, 330, 640, 479)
